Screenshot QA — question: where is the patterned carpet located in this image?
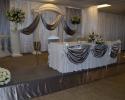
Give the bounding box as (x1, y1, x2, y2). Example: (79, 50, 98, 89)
(32, 72, 125, 100)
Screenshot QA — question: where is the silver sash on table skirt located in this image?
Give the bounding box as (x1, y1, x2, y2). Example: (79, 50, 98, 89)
(66, 44, 90, 64)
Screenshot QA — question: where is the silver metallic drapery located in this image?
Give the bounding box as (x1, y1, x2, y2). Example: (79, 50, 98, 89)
(63, 20, 76, 36)
(91, 44, 108, 58)
(110, 43, 121, 58)
(20, 14, 40, 35)
(66, 45, 90, 64)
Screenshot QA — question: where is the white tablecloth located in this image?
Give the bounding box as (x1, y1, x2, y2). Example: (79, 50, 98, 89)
(48, 41, 119, 73)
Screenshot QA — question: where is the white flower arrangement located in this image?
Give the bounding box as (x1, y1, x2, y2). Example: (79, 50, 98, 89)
(0, 68, 11, 85)
(88, 32, 105, 44)
(95, 36, 105, 45)
(6, 8, 25, 24)
(88, 32, 98, 42)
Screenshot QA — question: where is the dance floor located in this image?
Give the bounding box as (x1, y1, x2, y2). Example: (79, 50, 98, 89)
(0, 52, 125, 99)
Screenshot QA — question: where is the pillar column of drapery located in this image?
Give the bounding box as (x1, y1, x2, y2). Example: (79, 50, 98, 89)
(32, 11, 41, 55)
(10, 0, 23, 57)
(10, 23, 23, 57)
(0, 35, 10, 57)
(81, 6, 98, 40)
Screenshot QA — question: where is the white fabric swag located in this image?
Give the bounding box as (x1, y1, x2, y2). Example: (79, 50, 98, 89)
(11, 1, 65, 52)
(9, 1, 125, 54)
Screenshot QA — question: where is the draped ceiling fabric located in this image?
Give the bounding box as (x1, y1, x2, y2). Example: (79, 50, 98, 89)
(0, 0, 11, 57)
(82, 6, 98, 39)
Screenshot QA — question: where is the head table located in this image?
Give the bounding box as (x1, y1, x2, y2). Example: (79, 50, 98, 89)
(48, 41, 121, 73)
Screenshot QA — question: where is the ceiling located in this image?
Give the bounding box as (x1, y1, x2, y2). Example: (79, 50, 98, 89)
(28, 0, 125, 15)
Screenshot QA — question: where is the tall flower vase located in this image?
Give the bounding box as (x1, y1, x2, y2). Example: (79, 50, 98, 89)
(10, 23, 22, 57)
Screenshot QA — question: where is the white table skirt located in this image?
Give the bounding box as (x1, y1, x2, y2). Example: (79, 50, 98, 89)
(48, 41, 118, 73)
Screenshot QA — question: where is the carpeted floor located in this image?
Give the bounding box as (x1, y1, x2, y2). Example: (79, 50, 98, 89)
(32, 72, 125, 100)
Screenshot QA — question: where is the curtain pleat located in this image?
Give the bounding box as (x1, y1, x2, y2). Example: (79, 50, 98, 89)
(0, 0, 10, 55)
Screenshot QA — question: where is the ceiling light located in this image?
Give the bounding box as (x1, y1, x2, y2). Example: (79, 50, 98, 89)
(47, 0, 55, 2)
(97, 4, 111, 8)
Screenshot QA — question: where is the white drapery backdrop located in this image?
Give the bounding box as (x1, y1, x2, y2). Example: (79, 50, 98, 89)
(10, 0, 34, 53)
(98, 12, 125, 50)
(10, 0, 66, 52)
(82, 7, 125, 50)
(82, 6, 98, 39)
(10, 0, 125, 54)
(0, 0, 10, 57)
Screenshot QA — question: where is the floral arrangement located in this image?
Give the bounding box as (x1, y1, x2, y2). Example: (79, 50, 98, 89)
(95, 36, 105, 45)
(6, 8, 25, 24)
(88, 32, 98, 42)
(88, 32, 104, 44)
(0, 67, 11, 85)
(71, 16, 80, 24)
